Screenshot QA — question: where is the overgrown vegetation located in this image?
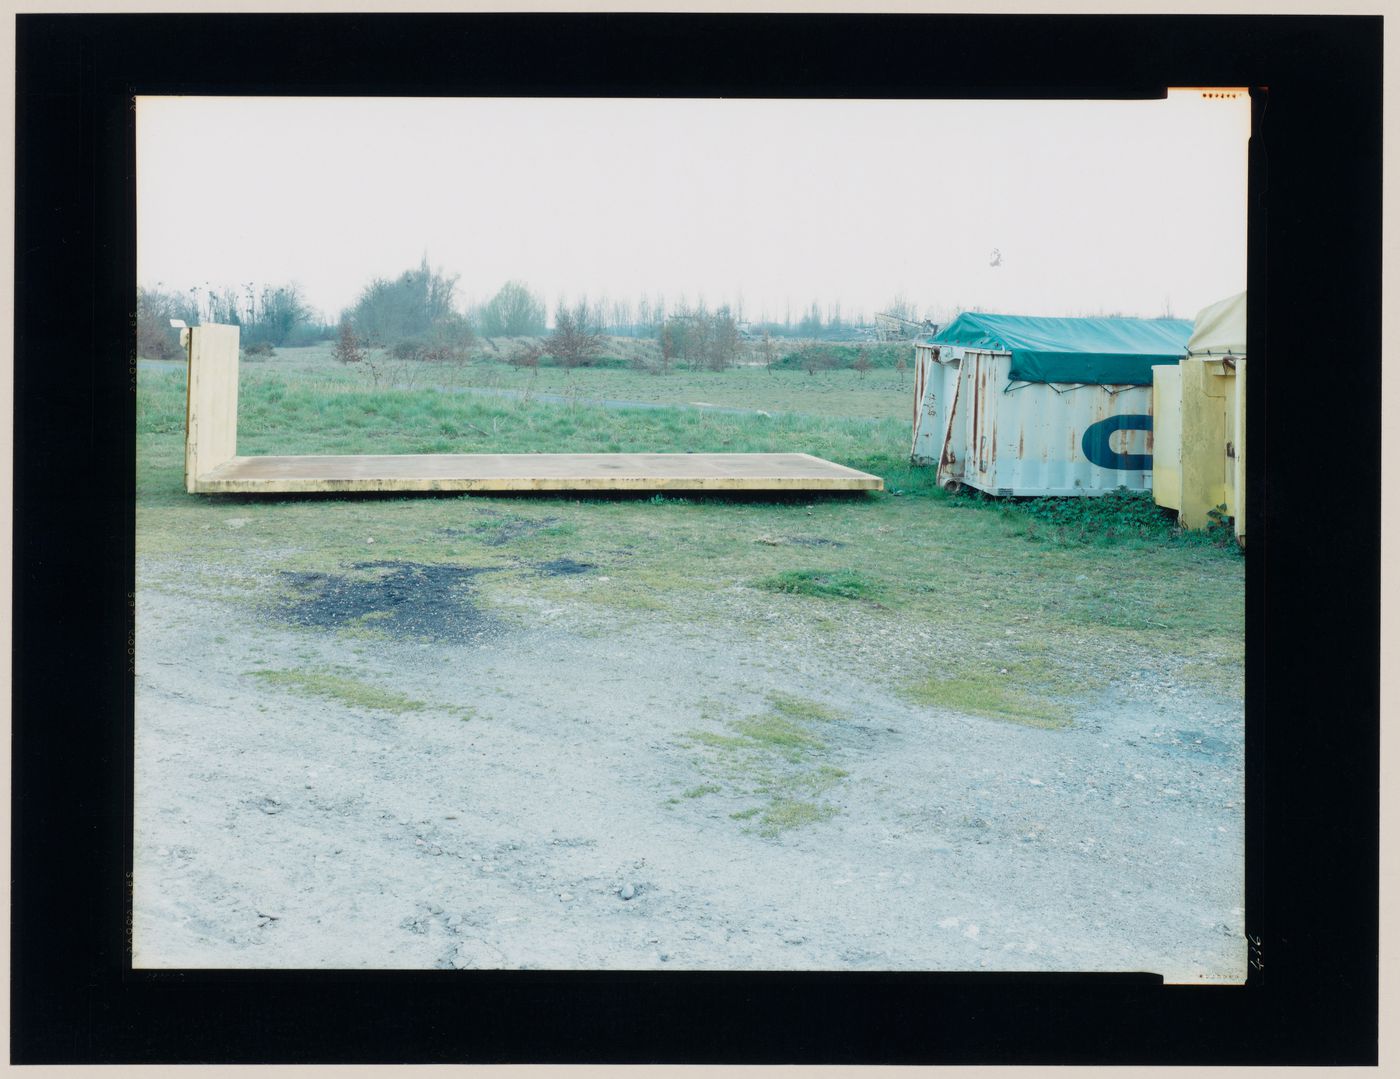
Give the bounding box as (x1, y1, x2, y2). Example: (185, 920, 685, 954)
(956, 487, 1243, 554)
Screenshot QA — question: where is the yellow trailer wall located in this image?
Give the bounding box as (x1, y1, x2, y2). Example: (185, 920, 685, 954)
(1152, 356, 1245, 545)
(1151, 365, 1182, 511)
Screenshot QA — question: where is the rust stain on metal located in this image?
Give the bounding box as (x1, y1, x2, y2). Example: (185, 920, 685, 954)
(970, 356, 981, 453)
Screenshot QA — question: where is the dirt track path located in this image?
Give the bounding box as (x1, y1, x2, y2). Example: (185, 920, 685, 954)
(133, 564, 1245, 980)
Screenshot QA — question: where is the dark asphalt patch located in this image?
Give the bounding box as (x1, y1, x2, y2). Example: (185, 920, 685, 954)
(533, 558, 595, 577)
(277, 560, 498, 641)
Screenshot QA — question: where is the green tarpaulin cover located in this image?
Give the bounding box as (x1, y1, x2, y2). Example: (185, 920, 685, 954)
(928, 312, 1193, 385)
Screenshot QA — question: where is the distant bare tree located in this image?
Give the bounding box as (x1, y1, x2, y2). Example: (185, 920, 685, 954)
(136, 286, 198, 359)
(705, 306, 741, 371)
(852, 351, 873, 378)
(799, 343, 838, 376)
(658, 320, 676, 374)
(547, 301, 603, 368)
(886, 293, 920, 322)
(758, 328, 777, 371)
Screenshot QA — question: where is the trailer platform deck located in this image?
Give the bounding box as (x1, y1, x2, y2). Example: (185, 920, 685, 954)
(190, 451, 883, 494)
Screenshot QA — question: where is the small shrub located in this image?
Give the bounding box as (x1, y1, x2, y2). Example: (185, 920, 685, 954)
(507, 341, 544, 369)
(333, 321, 365, 364)
(391, 338, 427, 362)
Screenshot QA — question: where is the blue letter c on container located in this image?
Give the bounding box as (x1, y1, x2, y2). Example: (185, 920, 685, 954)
(1081, 414, 1152, 471)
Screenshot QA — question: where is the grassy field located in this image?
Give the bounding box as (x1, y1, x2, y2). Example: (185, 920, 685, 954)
(174, 338, 918, 419)
(137, 344, 1245, 722)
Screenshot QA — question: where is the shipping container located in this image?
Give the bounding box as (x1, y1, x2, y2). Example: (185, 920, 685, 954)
(911, 312, 1193, 496)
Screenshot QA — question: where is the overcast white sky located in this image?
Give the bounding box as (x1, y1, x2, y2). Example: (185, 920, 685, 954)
(137, 92, 1249, 326)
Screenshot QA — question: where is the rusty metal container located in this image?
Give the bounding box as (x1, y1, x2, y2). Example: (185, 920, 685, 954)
(911, 313, 1193, 496)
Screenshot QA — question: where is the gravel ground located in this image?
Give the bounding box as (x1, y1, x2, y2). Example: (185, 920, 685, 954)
(132, 565, 1245, 981)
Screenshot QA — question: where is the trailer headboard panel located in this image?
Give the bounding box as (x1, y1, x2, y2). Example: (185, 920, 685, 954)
(184, 324, 241, 492)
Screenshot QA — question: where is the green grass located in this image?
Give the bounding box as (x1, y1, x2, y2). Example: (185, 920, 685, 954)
(758, 799, 838, 835)
(767, 692, 842, 723)
(901, 665, 1073, 729)
(138, 348, 1243, 741)
(248, 667, 428, 714)
(755, 569, 884, 601)
(730, 713, 826, 754)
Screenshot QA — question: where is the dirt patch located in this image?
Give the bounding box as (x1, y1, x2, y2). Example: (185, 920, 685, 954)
(135, 582, 1245, 978)
(533, 558, 595, 577)
(276, 560, 498, 642)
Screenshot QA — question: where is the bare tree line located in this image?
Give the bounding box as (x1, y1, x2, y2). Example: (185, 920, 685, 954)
(138, 255, 948, 365)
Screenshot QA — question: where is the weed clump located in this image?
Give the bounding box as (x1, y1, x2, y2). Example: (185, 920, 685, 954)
(997, 487, 1240, 553)
(901, 667, 1071, 729)
(755, 569, 883, 601)
(249, 667, 427, 714)
(759, 799, 837, 835)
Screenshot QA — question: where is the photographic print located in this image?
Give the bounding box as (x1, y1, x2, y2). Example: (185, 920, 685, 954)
(132, 92, 1250, 980)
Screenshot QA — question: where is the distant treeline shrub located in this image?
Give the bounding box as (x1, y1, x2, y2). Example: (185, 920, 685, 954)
(545, 301, 605, 368)
(136, 281, 329, 358)
(477, 280, 547, 337)
(772, 343, 908, 372)
(657, 308, 742, 372)
(347, 257, 471, 351)
(136, 287, 199, 359)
